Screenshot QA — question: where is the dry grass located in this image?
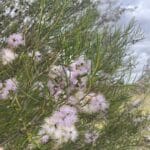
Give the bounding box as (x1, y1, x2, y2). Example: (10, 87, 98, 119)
(132, 94, 150, 115)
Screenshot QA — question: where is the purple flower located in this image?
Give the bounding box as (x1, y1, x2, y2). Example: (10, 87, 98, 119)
(48, 105, 78, 127)
(56, 105, 78, 127)
(7, 33, 25, 48)
(81, 93, 109, 113)
(70, 56, 91, 76)
(0, 88, 9, 100)
(5, 78, 18, 92)
(0, 78, 18, 100)
(38, 105, 78, 144)
(95, 94, 109, 112)
(1, 48, 18, 65)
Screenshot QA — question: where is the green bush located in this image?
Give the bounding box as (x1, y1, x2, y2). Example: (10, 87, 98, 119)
(0, 0, 148, 150)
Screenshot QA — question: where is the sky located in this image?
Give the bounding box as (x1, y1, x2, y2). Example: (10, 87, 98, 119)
(120, 0, 150, 80)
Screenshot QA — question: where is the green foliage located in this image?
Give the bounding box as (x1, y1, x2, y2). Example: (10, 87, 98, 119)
(0, 0, 148, 150)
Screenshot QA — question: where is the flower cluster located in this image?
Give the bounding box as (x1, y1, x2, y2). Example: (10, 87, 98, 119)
(0, 33, 24, 65)
(80, 92, 109, 113)
(38, 105, 78, 144)
(0, 33, 21, 100)
(0, 78, 18, 100)
(47, 56, 91, 100)
(36, 56, 109, 146)
(1, 48, 18, 65)
(47, 56, 109, 114)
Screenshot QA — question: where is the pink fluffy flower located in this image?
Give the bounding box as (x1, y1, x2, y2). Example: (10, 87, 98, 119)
(0, 78, 18, 100)
(7, 33, 25, 48)
(81, 93, 109, 113)
(52, 105, 78, 127)
(70, 56, 91, 76)
(0, 88, 9, 100)
(5, 78, 18, 92)
(69, 56, 91, 86)
(94, 94, 109, 112)
(38, 105, 78, 144)
(1, 48, 18, 65)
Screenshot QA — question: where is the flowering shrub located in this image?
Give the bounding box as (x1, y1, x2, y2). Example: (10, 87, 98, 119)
(0, 0, 147, 150)
(28, 56, 109, 147)
(0, 78, 18, 99)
